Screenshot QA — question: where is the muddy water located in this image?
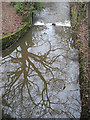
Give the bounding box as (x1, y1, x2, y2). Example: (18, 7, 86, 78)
(2, 3, 81, 118)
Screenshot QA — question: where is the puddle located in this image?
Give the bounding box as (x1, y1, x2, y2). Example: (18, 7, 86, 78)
(2, 2, 81, 118)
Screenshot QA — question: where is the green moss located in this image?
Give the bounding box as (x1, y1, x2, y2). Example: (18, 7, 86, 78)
(0, 22, 28, 39)
(1, 22, 29, 50)
(1, 2, 34, 50)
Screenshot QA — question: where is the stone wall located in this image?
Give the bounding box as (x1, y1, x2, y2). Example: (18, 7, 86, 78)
(1, 12, 32, 50)
(70, 2, 89, 118)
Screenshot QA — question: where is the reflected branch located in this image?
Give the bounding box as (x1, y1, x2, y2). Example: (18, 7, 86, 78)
(2, 38, 80, 118)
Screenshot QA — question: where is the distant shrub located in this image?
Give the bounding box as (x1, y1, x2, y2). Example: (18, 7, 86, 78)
(14, 3, 24, 15)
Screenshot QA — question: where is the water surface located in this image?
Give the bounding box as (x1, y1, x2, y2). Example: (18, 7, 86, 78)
(2, 2, 81, 118)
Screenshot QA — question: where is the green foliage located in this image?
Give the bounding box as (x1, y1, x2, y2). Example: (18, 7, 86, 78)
(14, 2, 24, 15)
(71, 3, 87, 28)
(13, 2, 44, 15)
(30, 3, 35, 13)
(34, 2, 44, 12)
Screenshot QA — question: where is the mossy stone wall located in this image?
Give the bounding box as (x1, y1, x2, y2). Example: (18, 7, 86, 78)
(70, 3, 89, 118)
(1, 22, 29, 50)
(1, 11, 32, 50)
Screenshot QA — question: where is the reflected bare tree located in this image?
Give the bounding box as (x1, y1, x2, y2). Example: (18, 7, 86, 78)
(2, 26, 81, 118)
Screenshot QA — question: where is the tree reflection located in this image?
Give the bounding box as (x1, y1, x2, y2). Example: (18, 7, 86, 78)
(2, 26, 81, 118)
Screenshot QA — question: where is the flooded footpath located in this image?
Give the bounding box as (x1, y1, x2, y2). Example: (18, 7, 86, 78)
(2, 3, 81, 118)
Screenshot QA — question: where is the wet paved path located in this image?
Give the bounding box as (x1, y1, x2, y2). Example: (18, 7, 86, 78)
(2, 3, 81, 118)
